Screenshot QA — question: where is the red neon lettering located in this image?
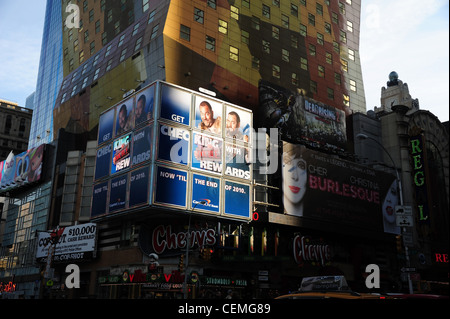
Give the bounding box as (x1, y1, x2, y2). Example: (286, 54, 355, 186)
(253, 212, 259, 221)
(164, 274, 172, 282)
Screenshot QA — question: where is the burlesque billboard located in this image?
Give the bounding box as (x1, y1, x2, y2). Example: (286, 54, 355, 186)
(92, 81, 253, 221)
(0, 144, 45, 192)
(282, 142, 398, 233)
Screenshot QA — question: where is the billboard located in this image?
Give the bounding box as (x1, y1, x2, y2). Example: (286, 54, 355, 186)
(282, 142, 397, 232)
(92, 81, 253, 221)
(0, 144, 45, 192)
(36, 223, 97, 263)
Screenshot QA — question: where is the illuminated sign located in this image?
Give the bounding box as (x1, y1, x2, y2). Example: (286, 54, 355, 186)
(410, 135, 430, 222)
(0, 281, 16, 293)
(160, 84, 191, 126)
(435, 253, 449, 263)
(293, 235, 331, 266)
(154, 166, 188, 208)
(191, 173, 220, 213)
(111, 134, 131, 174)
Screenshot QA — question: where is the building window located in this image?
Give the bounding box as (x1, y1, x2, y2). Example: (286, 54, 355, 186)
(341, 59, 348, 72)
(262, 5, 270, 19)
(206, 35, 215, 51)
(114, 21, 121, 35)
(90, 41, 95, 54)
(229, 46, 239, 61)
(282, 49, 290, 62)
(317, 32, 324, 45)
(333, 41, 340, 53)
(300, 0, 306, 6)
(74, 39, 79, 52)
(89, 9, 94, 22)
(332, 12, 338, 24)
(343, 94, 350, 107)
(82, 76, 89, 89)
(106, 59, 113, 72)
(291, 35, 298, 48)
(291, 3, 298, 17)
(350, 79, 357, 91)
(347, 20, 353, 32)
(309, 44, 316, 56)
(102, 32, 107, 45)
(291, 73, 298, 85)
(326, 52, 332, 64)
(230, 5, 239, 20)
(300, 24, 307, 37)
(273, 0, 280, 7)
(308, 13, 315, 26)
(252, 56, 260, 69)
(282, 14, 289, 28)
(148, 9, 156, 24)
(334, 72, 341, 85)
(325, 22, 332, 34)
(262, 40, 270, 53)
(93, 54, 100, 67)
(118, 34, 126, 47)
(241, 30, 249, 44)
(119, 48, 127, 62)
(71, 85, 78, 97)
(316, 3, 323, 16)
(194, 8, 204, 24)
(132, 23, 140, 36)
(272, 26, 280, 39)
(150, 24, 159, 40)
(143, 0, 149, 12)
(300, 57, 308, 70)
(272, 64, 280, 78)
(105, 44, 112, 57)
(207, 0, 216, 9)
(339, 2, 345, 14)
(93, 68, 100, 81)
(218, 19, 228, 34)
(134, 37, 143, 51)
(318, 65, 325, 78)
(95, 20, 101, 33)
(252, 16, 260, 30)
(340, 30, 347, 43)
(310, 80, 317, 94)
(327, 87, 334, 100)
(348, 48, 355, 61)
(243, 0, 250, 9)
(79, 50, 84, 63)
(180, 24, 190, 41)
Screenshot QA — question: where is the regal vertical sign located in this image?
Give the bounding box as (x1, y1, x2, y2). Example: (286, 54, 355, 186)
(409, 135, 430, 223)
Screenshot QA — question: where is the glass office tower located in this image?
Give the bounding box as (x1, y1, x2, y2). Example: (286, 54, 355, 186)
(28, 0, 63, 148)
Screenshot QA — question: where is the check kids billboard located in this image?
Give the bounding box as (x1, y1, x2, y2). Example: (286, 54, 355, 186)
(91, 81, 252, 221)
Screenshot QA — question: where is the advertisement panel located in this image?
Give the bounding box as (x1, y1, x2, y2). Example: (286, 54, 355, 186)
(97, 107, 115, 145)
(91, 181, 108, 217)
(36, 223, 97, 263)
(160, 83, 191, 126)
(111, 133, 131, 174)
(109, 174, 128, 213)
(129, 166, 150, 208)
(191, 173, 220, 213)
(194, 96, 223, 135)
(131, 125, 152, 167)
(154, 165, 188, 208)
(134, 84, 155, 127)
(224, 105, 251, 143)
(224, 180, 250, 219)
(95, 143, 111, 180)
(157, 123, 190, 165)
(282, 142, 396, 232)
(224, 142, 251, 180)
(0, 144, 45, 192)
(192, 132, 223, 175)
(115, 96, 135, 136)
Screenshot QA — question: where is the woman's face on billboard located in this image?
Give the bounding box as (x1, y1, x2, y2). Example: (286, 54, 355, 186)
(283, 153, 307, 204)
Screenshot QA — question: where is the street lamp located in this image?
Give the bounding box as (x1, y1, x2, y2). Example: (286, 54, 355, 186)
(183, 200, 207, 299)
(356, 133, 413, 294)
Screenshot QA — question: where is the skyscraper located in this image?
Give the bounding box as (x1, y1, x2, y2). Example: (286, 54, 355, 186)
(28, 0, 63, 148)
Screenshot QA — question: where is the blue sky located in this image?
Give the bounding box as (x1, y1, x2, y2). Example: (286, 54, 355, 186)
(0, 0, 448, 122)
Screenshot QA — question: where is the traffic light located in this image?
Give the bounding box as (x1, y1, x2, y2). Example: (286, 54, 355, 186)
(178, 254, 185, 273)
(395, 235, 403, 252)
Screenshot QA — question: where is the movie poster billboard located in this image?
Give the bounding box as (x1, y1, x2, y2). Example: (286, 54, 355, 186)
(191, 173, 220, 213)
(157, 123, 190, 165)
(98, 107, 115, 145)
(109, 174, 128, 213)
(154, 166, 188, 208)
(129, 166, 150, 208)
(115, 96, 134, 136)
(111, 133, 131, 174)
(192, 132, 223, 175)
(194, 96, 223, 135)
(95, 143, 111, 180)
(282, 142, 397, 232)
(131, 125, 152, 167)
(224, 181, 250, 219)
(160, 83, 191, 126)
(91, 181, 109, 218)
(134, 84, 155, 127)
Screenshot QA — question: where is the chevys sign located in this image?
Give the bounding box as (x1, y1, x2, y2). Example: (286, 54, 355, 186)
(293, 235, 331, 266)
(152, 225, 216, 255)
